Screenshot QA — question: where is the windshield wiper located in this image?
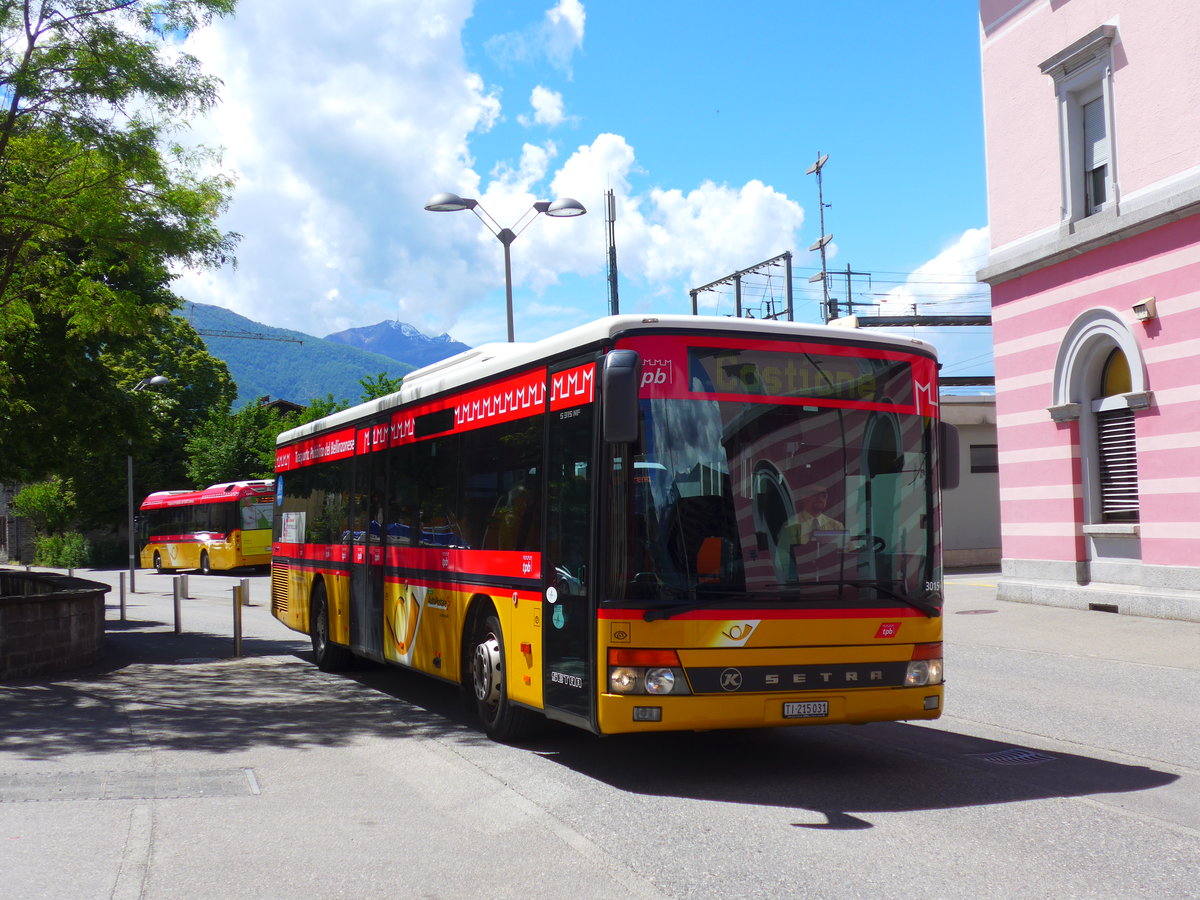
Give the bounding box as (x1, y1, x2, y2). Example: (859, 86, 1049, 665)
(642, 587, 731, 622)
(869, 582, 941, 618)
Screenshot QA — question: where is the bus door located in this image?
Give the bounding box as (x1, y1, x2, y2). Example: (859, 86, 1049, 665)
(349, 425, 386, 661)
(542, 358, 598, 727)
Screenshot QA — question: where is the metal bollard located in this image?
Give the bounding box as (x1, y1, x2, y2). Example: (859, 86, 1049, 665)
(119, 571, 127, 622)
(232, 585, 244, 657)
(240, 577, 251, 606)
(68, 567, 74, 578)
(173, 576, 182, 634)
(180, 573, 189, 599)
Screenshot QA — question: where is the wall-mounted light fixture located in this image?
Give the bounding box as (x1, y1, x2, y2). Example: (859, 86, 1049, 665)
(1132, 296, 1157, 321)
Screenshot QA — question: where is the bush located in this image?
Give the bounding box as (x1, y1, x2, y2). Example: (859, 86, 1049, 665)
(33, 532, 92, 568)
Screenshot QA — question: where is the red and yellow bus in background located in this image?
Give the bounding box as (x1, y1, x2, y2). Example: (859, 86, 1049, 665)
(139, 481, 275, 574)
(270, 315, 958, 740)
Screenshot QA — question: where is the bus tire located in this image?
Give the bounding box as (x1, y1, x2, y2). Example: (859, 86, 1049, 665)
(153, 552, 166, 575)
(310, 581, 353, 672)
(469, 611, 535, 742)
(199, 551, 212, 576)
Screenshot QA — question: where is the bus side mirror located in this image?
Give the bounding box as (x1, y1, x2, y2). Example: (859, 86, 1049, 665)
(603, 350, 641, 443)
(939, 421, 960, 491)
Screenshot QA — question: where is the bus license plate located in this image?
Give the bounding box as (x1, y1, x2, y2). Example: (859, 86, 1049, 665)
(783, 701, 829, 719)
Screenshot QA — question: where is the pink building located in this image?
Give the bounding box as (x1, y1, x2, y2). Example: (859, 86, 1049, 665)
(978, 0, 1200, 621)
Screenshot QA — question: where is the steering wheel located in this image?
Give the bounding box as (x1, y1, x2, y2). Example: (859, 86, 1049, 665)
(850, 534, 887, 552)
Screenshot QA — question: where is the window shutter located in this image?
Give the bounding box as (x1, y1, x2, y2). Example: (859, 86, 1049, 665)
(1083, 97, 1109, 170)
(1097, 408, 1138, 521)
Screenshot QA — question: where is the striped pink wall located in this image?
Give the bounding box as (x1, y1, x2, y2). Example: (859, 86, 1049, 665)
(991, 214, 1200, 568)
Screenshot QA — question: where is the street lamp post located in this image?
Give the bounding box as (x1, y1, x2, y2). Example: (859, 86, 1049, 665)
(424, 192, 587, 342)
(127, 375, 169, 593)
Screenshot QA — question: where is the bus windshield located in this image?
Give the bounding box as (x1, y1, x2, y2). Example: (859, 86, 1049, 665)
(608, 340, 940, 614)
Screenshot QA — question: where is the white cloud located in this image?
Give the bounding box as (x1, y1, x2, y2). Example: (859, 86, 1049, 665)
(870, 227, 994, 378)
(485, 0, 585, 73)
(171, 1, 807, 347)
(544, 0, 586, 71)
(518, 85, 566, 127)
(879, 227, 991, 315)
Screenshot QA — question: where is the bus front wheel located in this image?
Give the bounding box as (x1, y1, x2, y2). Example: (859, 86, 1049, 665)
(199, 551, 212, 576)
(310, 582, 353, 672)
(153, 552, 166, 575)
(470, 612, 535, 742)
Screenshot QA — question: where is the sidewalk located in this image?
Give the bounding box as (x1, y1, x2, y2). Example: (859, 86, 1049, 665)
(1, 566, 1198, 898)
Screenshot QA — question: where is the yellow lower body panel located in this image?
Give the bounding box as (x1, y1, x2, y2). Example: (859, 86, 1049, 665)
(596, 685, 943, 735)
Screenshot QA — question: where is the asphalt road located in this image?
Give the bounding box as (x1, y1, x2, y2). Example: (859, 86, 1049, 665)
(1, 566, 1197, 899)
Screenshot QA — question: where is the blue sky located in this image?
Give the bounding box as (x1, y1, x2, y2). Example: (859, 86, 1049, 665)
(176, 1, 993, 377)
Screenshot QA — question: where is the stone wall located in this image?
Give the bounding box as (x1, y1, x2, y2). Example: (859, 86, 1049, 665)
(0, 571, 109, 679)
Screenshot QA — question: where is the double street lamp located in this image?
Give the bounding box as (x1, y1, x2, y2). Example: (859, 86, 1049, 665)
(424, 192, 587, 342)
(127, 375, 169, 593)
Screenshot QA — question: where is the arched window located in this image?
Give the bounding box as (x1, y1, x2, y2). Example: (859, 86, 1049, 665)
(1095, 348, 1138, 522)
(1050, 309, 1150, 528)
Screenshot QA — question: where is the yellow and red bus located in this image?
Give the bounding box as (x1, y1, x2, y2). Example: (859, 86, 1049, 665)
(139, 480, 275, 575)
(270, 315, 957, 740)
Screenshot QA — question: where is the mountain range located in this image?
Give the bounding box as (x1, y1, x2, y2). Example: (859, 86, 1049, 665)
(324, 321, 469, 369)
(181, 303, 468, 407)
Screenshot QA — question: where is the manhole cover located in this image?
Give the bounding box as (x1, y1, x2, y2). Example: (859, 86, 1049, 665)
(971, 748, 1056, 766)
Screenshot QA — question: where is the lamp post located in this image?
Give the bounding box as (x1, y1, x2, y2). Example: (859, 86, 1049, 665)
(424, 192, 587, 342)
(127, 375, 169, 593)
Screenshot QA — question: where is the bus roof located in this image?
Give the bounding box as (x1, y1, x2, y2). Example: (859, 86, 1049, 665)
(277, 313, 938, 445)
(140, 480, 274, 510)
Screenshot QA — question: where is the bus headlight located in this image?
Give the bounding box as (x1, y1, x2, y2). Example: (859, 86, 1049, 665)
(644, 667, 675, 694)
(606, 649, 692, 695)
(610, 667, 639, 693)
(905, 658, 944, 686)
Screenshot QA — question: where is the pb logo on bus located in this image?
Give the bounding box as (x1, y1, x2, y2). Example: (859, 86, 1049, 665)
(875, 622, 901, 639)
(640, 359, 672, 390)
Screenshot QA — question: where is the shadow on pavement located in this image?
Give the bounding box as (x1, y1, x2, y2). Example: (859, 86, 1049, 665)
(521, 722, 1179, 828)
(0, 622, 1178, 833)
(0, 625, 486, 762)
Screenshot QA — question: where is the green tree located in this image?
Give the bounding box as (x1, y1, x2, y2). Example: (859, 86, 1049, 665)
(184, 402, 281, 486)
(182, 393, 350, 487)
(1, 294, 235, 524)
(0, 0, 239, 485)
(10, 475, 76, 535)
(359, 371, 404, 401)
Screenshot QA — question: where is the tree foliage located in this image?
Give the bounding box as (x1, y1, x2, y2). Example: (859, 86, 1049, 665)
(183, 393, 349, 488)
(359, 371, 404, 401)
(0, 1, 240, 509)
(10, 474, 76, 534)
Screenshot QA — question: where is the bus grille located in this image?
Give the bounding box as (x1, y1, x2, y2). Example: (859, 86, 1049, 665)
(270, 562, 290, 615)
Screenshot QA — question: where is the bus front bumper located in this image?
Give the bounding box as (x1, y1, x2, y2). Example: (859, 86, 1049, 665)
(596, 685, 944, 735)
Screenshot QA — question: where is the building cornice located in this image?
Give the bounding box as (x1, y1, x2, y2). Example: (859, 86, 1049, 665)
(978, 181, 1200, 286)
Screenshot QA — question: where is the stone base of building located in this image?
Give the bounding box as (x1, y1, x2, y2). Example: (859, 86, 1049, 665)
(1000, 558, 1200, 622)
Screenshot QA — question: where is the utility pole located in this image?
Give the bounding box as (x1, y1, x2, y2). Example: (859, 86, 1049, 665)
(806, 152, 834, 321)
(605, 189, 620, 316)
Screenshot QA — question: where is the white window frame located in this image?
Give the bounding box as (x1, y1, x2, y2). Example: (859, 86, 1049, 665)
(1039, 25, 1118, 225)
(1048, 308, 1150, 540)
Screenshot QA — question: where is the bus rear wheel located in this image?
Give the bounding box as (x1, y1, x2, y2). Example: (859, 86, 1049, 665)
(153, 552, 166, 575)
(199, 551, 212, 576)
(469, 611, 535, 742)
(310, 582, 353, 672)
